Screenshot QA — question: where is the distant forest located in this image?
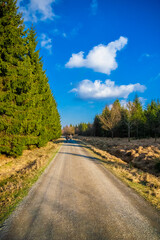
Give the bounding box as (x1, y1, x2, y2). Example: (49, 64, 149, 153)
(63, 96, 160, 141)
(0, 0, 61, 156)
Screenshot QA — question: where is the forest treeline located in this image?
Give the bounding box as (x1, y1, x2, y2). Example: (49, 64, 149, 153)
(63, 97, 160, 141)
(0, 0, 61, 156)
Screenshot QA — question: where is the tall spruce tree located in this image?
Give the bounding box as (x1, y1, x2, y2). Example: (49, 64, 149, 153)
(0, 1, 61, 156)
(0, 0, 27, 155)
(131, 96, 145, 138)
(93, 115, 104, 137)
(146, 100, 160, 141)
(24, 26, 61, 147)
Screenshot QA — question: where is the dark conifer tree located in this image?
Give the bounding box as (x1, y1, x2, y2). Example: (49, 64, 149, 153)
(0, 1, 61, 156)
(145, 100, 160, 141)
(0, 0, 27, 155)
(25, 26, 61, 147)
(131, 96, 145, 138)
(93, 115, 105, 137)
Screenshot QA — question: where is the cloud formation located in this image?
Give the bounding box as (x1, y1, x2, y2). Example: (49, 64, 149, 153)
(90, 0, 98, 15)
(18, 0, 56, 22)
(138, 97, 147, 106)
(65, 36, 128, 74)
(40, 34, 52, 52)
(70, 79, 146, 99)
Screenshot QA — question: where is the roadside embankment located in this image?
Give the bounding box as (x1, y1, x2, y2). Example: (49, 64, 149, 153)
(0, 139, 63, 224)
(75, 136, 160, 210)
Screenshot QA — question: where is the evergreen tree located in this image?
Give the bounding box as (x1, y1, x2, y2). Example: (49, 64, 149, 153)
(131, 96, 145, 138)
(93, 115, 104, 136)
(25, 26, 61, 147)
(77, 123, 89, 135)
(0, 0, 27, 155)
(0, 1, 61, 156)
(145, 100, 160, 141)
(72, 98, 160, 140)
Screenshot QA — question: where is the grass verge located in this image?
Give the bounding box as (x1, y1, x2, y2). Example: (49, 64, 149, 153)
(0, 140, 62, 225)
(76, 139, 160, 210)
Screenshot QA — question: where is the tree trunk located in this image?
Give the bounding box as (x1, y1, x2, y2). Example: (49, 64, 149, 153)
(136, 125, 139, 139)
(111, 131, 113, 139)
(155, 128, 157, 142)
(128, 124, 130, 142)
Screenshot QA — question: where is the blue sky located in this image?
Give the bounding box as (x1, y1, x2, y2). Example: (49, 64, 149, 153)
(17, 0, 160, 126)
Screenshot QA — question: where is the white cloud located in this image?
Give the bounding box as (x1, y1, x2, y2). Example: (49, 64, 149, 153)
(91, 0, 98, 15)
(40, 34, 52, 52)
(138, 97, 147, 106)
(65, 36, 128, 74)
(119, 99, 128, 108)
(108, 104, 113, 110)
(18, 0, 56, 22)
(70, 79, 146, 100)
(67, 51, 85, 67)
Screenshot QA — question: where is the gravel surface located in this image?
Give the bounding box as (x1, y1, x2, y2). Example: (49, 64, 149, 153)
(0, 140, 160, 240)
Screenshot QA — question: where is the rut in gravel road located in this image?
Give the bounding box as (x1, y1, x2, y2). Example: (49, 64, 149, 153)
(0, 140, 160, 240)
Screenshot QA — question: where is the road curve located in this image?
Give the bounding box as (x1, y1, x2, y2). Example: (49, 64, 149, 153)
(0, 140, 160, 240)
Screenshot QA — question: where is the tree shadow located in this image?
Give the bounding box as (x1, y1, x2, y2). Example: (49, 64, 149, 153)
(59, 151, 125, 168)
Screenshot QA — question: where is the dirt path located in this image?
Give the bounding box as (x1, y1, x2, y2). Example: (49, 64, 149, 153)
(0, 140, 160, 240)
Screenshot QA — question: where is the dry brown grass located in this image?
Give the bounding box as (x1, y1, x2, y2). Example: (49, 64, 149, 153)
(0, 139, 62, 224)
(76, 137, 160, 210)
(76, 136, 160, 176)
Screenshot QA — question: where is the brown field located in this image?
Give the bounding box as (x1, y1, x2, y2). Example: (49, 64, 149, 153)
(76, 136, 160, 176)
(0, 139, 62, 224)
(76, 136, 160, 209)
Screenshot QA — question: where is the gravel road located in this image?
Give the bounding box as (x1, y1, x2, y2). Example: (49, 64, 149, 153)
(0, 140, 160, 240)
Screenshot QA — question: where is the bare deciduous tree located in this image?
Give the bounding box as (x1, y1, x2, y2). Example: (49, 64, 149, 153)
(62, 125, 75, 136)
(100, 100, 121, 139)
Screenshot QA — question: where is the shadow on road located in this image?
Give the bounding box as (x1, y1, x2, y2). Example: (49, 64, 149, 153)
(59, 139, 126, 169)
(58, 151, 126, 169)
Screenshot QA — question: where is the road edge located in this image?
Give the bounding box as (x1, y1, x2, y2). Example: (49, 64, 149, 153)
(0, 142, 63, 230)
